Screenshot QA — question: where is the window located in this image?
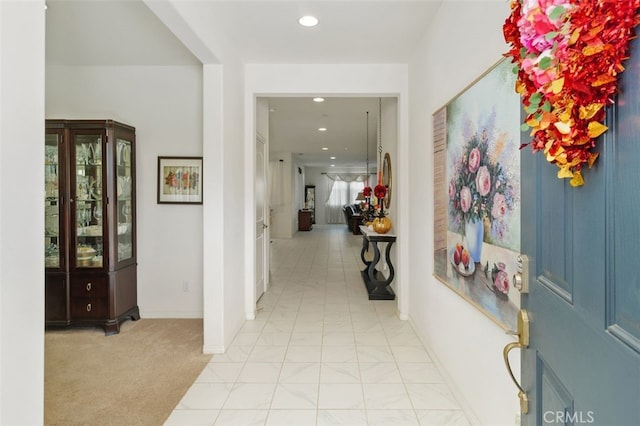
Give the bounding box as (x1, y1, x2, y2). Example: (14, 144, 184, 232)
(326, 179, 364, 223)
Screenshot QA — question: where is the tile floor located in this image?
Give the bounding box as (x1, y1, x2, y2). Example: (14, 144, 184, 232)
(164, 225, 471, 425)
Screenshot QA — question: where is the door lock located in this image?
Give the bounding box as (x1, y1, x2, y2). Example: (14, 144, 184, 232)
(503, 309, 530, 414)
(513, 254, 530, 293)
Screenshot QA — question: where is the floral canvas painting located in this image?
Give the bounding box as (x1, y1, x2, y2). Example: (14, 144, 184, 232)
(434, 59, 522, 330)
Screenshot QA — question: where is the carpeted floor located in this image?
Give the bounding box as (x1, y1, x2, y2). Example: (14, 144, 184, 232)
(45, 318, 212, 426)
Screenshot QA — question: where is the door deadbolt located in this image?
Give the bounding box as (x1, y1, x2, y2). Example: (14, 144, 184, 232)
(513, 254, 530, 294)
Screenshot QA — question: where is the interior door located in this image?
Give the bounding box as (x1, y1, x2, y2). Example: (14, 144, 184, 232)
(519, 39, 640, 424)
(255, 134, 268, 302)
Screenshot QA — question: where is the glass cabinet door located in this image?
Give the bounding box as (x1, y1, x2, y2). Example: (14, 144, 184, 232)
(116, 138, 133, 262)
(45, 133, 61, 268)
(74, 134, 103, 268)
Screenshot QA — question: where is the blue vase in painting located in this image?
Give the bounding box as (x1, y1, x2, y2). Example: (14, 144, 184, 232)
(465, 217, 483, 263)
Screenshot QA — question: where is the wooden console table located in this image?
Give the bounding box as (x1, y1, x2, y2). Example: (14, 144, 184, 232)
(359, 225, 396, 300)
(298, 209, 313, 231)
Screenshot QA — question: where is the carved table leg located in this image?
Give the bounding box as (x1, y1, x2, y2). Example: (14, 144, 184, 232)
(360, 240, 396, 300)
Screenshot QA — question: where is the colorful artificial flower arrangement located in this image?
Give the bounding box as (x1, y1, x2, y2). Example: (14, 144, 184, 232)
(503, 0, 640, 186)
(449, 130, 516, 241)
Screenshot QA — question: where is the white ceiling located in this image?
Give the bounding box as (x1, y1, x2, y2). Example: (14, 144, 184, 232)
(45, 0, 443, 168)
(169, 0, 443, 64)
(267, 96, 385, 170)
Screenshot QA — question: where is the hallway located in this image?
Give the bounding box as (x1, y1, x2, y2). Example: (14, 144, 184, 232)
(164, 225, 470, 425)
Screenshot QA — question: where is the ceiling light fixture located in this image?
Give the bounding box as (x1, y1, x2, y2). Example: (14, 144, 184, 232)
(318, 127, 327, 132)
(322, 147, 329, 151)
(313, 97, 325, 103)
(330, 156, 336, 160)
(298, 15, 319, 27)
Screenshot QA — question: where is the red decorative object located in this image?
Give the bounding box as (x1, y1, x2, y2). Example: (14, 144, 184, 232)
(362, 186, 372, 197)
(374, 184, 387, 200)
(503, 0, 640, 186)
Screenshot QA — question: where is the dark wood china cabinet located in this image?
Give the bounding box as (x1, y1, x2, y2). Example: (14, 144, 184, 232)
(45, 120, 139, 335)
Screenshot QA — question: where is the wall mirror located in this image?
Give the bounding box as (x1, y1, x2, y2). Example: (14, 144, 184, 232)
(382, 152, 392, 208)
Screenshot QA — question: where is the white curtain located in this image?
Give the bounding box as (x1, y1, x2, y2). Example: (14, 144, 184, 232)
(324, 174, 366, 223)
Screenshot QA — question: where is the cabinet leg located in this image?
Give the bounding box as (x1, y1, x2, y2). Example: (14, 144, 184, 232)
(131, 307, 141, 321)
(104, 322, 121, 336)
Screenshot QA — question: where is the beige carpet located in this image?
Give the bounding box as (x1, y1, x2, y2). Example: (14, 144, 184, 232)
(45, 319, 212, 426)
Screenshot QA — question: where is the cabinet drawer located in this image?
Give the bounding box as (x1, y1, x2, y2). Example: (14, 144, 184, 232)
(71, 297, 108, 318)
(70, 276, 108, 297)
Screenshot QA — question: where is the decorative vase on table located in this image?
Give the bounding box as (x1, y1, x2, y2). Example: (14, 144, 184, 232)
(373, 216, 392, 234)
(464, 217, 483, 263)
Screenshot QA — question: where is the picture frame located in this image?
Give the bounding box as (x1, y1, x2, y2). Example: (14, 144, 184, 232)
(157, 156, 203, 204)
(432, 59, 522, 331)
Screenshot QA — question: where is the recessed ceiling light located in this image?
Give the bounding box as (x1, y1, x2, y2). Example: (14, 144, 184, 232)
(298, 15, 319, 27)
(330, 156, 336, 159)
(313, 97, 325, 103)
(322, 147, 329, 151)
(318, 127, 327, 132)
(330, 164, 336, 167)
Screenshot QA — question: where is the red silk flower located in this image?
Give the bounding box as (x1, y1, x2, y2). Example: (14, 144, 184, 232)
(374, 184, 387, 199)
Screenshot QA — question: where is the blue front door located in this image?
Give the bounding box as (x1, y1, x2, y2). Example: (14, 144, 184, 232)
(519, 39, 640, 425)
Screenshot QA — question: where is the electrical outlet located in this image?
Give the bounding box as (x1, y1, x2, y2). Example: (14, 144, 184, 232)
(182, 280, 189, 292)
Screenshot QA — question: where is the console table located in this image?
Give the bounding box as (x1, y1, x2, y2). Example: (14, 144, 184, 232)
(359, 225, 396, 300)
(298, 209, 313, 231)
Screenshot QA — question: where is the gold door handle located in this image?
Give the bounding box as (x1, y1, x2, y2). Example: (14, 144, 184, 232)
(503, 309, 530, 414)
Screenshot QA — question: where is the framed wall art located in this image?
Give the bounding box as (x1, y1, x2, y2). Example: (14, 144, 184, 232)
(433, 59, 522, 330)
(157, 156, 203, 204)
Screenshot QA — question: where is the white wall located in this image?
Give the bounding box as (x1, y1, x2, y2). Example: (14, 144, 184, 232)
(408, 2, 520, 424)
(0, 1, 45, 424)
(269, 152, 295, 238)
(221, 59, 247, 343)
(46, 64, 205, 318)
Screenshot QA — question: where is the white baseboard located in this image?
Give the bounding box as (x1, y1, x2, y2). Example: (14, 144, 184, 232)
(139, 310, 203, 319)
(203, 344, 226, 354)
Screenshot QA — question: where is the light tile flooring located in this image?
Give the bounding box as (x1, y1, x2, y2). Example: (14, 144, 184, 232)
(165, 225, 471, 425)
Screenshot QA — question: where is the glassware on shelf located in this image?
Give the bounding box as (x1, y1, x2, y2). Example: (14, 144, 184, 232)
(117, 176, 132, 200)
(76, 144, 89, 165)
(122, 204, 132, 224)
(117, 140, 131, 167)
(93, 205, 103, 225)
(88, 142, 101, 165)
(45, 243, 59, 268)
(45, 212, 58, 236)
(88, 176, 101, 200)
